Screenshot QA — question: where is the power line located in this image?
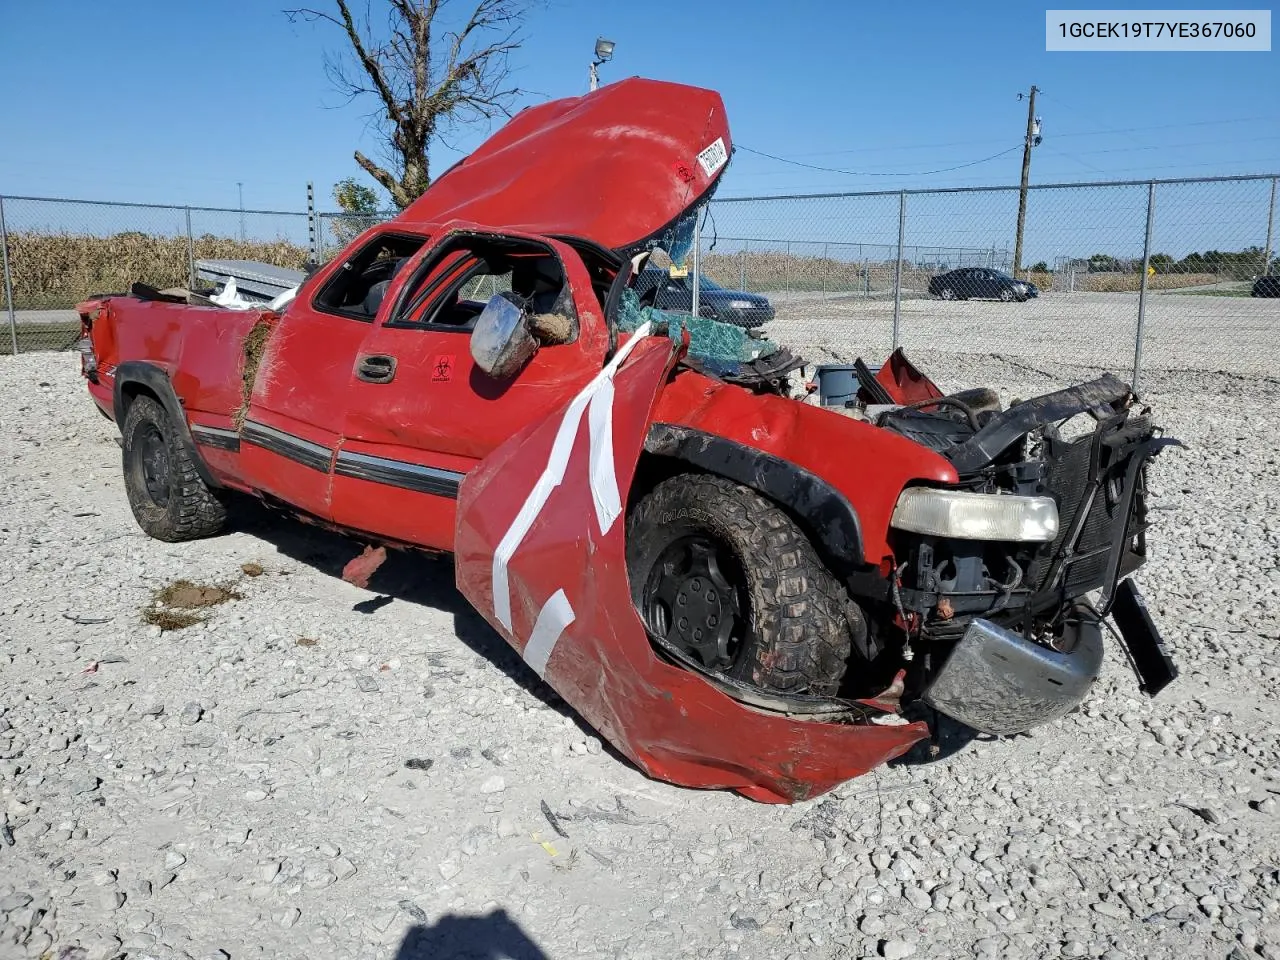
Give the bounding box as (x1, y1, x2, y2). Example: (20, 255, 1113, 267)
(1053, 115, 1280, 140)
(734, 143, 1023, 177)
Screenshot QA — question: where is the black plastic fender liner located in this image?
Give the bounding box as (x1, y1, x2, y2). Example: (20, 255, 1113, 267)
(112, 361, 221, 490)
(643, 423, 865, 572)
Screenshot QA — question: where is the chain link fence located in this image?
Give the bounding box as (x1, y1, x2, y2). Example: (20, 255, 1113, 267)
(4, 174, 1278, 387)
(703, 174, 1279, 387)
(0, 197, 314, 353)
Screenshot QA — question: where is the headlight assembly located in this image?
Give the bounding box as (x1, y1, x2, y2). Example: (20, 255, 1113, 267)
(890, 488, 1059, 542)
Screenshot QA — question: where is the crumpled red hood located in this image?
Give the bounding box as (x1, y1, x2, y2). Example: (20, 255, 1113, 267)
(395, 78, 732, 252)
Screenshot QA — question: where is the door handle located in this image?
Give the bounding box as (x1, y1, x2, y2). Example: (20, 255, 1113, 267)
(355, 354, 397, 384)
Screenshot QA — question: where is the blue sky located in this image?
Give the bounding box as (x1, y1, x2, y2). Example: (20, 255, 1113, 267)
(1, 0, 1277, 214)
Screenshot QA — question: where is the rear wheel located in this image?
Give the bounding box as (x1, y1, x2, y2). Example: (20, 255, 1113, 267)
(626, 474, 853, 696)
(940, 287, 956, 300)
(122, 395, 227, 542)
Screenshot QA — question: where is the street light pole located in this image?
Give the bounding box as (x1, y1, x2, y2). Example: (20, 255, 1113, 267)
(589, 37, 615, 92)
(1013, 85, 1039, 278)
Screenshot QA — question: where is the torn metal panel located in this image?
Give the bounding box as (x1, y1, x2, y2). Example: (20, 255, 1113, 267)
(947, 373, 1132, 474)
(454, 333, 927, 804)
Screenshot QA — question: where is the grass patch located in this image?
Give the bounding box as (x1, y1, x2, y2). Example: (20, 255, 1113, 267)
(142, 608, 205, 632)
(142, 579, 241, 632)
(236, 318, 275, 428)
(0, 321, 82, 356)
(1164, 287, 1250, 298)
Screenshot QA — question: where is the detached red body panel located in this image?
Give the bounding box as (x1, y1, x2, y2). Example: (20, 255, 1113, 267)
(453, 335, 928, 803)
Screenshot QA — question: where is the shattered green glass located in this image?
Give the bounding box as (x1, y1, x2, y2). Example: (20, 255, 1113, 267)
(616, 288, 778, 376)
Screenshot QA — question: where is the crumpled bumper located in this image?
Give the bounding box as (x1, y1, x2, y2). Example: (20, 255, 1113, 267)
(921, 610, 1104, 736)
(452, 332, 927, 803)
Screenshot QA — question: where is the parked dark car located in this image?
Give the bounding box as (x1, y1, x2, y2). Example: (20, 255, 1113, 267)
(929, 267, 1038, 302)
(1252, 276, 1280, 298)
(633, 267, 774, 327)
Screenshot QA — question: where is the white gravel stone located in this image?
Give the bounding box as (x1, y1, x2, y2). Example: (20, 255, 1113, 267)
(1, 353, 1277, 960)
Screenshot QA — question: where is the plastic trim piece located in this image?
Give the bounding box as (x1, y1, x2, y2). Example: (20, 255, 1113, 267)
(190, 424, 241, 452)
(241, 421, 332, 473)
(333, 450, 464, 498)
(644, 423, 865, 570)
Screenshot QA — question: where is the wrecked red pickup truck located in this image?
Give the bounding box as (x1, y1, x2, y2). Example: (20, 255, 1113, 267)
(78, 78, 1177, 803)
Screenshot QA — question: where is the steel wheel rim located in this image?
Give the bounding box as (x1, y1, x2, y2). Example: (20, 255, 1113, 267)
(137, 423, 171, 507)
(641, 534, 747, 672)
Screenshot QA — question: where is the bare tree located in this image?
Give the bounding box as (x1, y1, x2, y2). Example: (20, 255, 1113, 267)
(288, 0, 532, 209)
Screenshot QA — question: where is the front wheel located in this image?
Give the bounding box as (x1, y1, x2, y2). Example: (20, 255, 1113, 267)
(626, 474, 853, 697)
(940, 287, 956, 301)
(999, 288, 1014, 302)
(122, 395, 227, 542)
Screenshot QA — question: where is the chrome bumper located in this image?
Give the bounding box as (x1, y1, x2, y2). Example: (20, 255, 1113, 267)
(921, 611, 1103, 736)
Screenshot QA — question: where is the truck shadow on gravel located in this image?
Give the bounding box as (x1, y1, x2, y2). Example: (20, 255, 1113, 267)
(232, 501, 629, 758)
(395, 909, 549, 960)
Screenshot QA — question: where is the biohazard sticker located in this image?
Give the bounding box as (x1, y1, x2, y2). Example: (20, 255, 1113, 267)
(432, 355, 455, 382)
(696, 137, 728, 177)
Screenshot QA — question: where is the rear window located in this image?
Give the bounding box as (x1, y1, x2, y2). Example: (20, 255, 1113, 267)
(313, 233, 428, 321)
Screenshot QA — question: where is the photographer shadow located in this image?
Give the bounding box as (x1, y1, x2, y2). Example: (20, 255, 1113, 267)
(395, 909, 549, 960)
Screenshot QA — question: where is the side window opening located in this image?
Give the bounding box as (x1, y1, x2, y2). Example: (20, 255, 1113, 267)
(313, 233, 428, 320)
(390, 236, 579, 343)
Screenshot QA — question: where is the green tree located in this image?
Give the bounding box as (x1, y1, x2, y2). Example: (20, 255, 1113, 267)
(1029, 261, 1049, 273)
(330, 177, 386, 246)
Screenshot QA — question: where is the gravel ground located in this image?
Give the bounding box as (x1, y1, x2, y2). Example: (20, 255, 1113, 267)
(766, 291, 1280, 378)
(2, 350, 1279, 960)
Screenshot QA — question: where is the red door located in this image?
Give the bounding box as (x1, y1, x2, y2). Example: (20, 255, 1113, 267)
(235, 228, 431, 519)
(328, 228, 611, 550)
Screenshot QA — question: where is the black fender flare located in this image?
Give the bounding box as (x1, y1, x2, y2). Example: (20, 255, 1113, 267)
(112, 361, 221, 489)
(643, 423, 865, 572)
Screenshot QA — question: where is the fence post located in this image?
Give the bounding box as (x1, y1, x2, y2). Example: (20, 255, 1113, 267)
(184, 207, 195, 289)
(307, 181, 317, 265)
(1133, 181, 1156, 394)
(1264, 177, 1277, 277)
(785, 240, 791, 295)
(892, 191, 906, 351)
(740, 240, 747, 291)
(822, 242, 829, 301)
(1, 196, 17, 355)
(691, 212, 701, 319)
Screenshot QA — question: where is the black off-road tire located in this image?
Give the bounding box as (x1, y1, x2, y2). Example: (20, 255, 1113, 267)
(626, 473, 853, 697)
(121, 395, 227, 542)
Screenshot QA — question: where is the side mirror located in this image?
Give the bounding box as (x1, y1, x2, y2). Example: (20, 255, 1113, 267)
(470, 293, 538, 379)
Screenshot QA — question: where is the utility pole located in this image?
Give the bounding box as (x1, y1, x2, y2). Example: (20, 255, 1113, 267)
(1013, 85, 1039, 278)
